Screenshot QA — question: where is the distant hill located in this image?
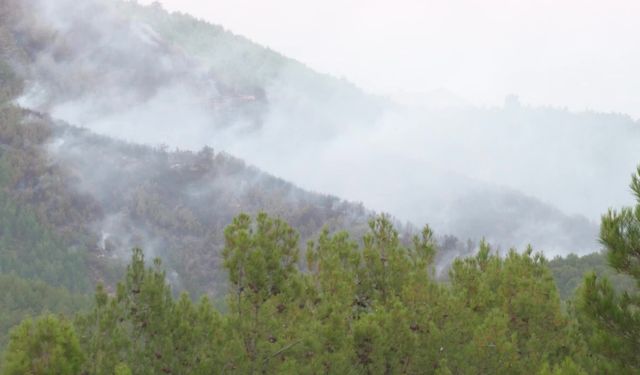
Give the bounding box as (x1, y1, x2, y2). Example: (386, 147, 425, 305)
(3, 0, 636, 284)
(549, 252, 636, 300)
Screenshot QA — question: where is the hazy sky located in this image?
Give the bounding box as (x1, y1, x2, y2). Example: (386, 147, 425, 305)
(139, 0, 640, 117)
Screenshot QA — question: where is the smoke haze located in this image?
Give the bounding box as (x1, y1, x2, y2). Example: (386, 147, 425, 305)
(139, 0, 640, 118)
(14, 0, 640, 257)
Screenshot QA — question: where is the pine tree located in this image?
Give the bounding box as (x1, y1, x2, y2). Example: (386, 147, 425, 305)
(576, 166, 640, 372)
(222, 212, 305, 373)
(77, 248, 232, 374)
(1, 314, 83, 375)
(447, 243, 579, 373)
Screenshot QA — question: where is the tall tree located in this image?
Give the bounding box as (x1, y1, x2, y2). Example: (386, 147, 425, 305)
(76, 248, 227, 375)
(577, 166, 640, 373)
(446, 243, 582, 374)
(222, 212, 306, 373)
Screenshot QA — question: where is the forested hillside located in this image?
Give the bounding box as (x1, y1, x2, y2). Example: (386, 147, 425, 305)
(0, 6, 373, 351)
(49, 121, 372, 295)
(0, 66, 373, 288)
(549, 252, 636, 300)
(0, 25, 469, 355)
(0, 0, 475, 299)
(3, 0, 622, 255)
(3, 200, 640, 373)
(1, 0, 640, 373)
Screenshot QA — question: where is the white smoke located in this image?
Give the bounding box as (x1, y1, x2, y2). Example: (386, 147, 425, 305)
(18, 0, 640, 257)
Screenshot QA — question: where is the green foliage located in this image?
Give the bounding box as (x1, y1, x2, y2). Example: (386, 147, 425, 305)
(114, 363, 132, 375)
(444, 243, 581, 373)
(217, 214, 582, 373)
(0, 104, 93, 353)
(2, 207, 638, 374)
(222, 213, 305, 372)
(1, 314, 83, 375)
(0, 106, 90, 291)
(1, 213, 587, 373)
(2, 1, 638, 372)
(549, 252, 635, 300)
(0, 180, 88, 290)
(601, 168, 640, 282)
(538, 358, 588, 375)
(75, 248, 228, 375)
(0, 273, 88, 353)
(29, 121, 370, 299)
(575, 166, 640, 373)
(223, 212, 300, 305)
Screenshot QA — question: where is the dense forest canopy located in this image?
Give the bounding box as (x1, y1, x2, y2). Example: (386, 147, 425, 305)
(1, 0, 639, 373)
(2, 199, 640, 373)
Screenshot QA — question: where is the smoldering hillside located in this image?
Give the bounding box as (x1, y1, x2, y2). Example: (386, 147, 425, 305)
(4, 0, 640, 282)
(47, 121, 375, 295)
(1, 0, 377, 297)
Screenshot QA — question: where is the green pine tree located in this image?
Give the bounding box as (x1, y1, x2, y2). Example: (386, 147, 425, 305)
(576, 166, 640, 373)
(2, 314, 83, 375)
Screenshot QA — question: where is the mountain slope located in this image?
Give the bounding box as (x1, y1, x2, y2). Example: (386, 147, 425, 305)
(2, 0, 618, 265)
(49, 120, 371, 295)
(0, 100, 371, 297)
(0, 12, 371, 298)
